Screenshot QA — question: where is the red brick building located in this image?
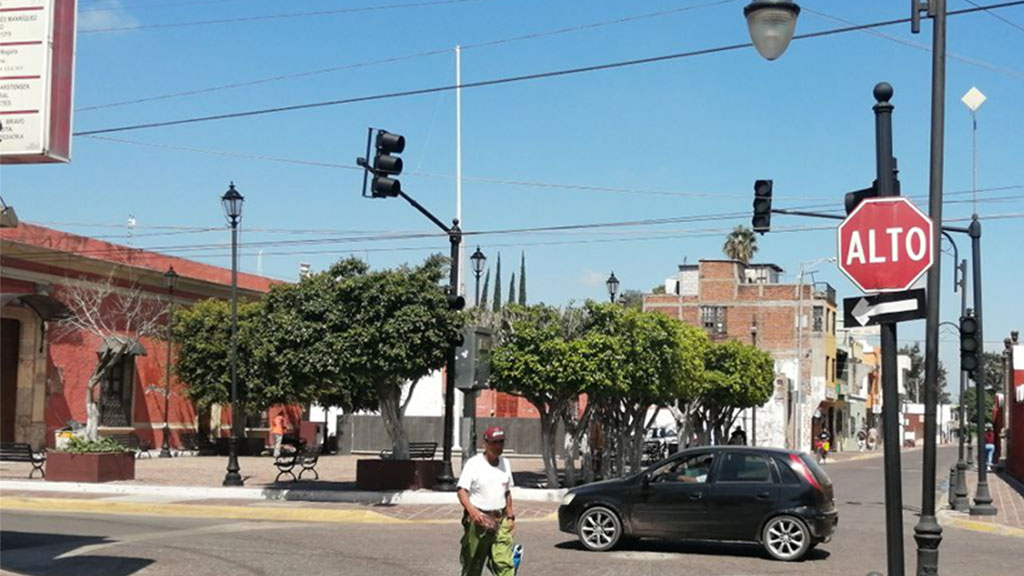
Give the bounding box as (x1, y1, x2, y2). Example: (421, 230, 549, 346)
(643, 260, 837, 450)
(1, 223, 280, 450)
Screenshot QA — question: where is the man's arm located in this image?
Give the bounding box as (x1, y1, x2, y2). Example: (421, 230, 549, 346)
(458, 488, 490, 528)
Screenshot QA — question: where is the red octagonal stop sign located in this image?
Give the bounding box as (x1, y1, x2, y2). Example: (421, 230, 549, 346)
(837, 197, 934, 293)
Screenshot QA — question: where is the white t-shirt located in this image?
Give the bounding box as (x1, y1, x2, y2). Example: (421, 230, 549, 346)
(457, 453, 514, 512)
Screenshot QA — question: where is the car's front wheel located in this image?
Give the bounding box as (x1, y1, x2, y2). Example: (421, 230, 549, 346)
(762, 515, 811, 561)
(577, 506, 622, 552)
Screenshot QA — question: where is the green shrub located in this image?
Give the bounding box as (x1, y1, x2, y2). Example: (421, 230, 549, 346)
(60, 436, 130, 454)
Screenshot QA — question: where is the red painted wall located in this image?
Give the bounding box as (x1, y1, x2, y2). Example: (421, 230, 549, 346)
(1007, 367, 1024, 482)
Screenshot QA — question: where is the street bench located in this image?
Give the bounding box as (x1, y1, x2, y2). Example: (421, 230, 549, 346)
(273, 446, 322, 482)
(379, 442, 437, 460)
(106, 433, 152, 459)
(0, 442, 46, 478)
(174, 431, 201, 456)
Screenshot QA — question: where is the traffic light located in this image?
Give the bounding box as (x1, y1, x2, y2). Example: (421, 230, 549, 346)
(844, 183, 878, 215)
(371, 130, 405, 198)
(455, 326, 494, 390)
(959, 312, 980, 374)
(447, 292, 466, 311)
(751, 179, 773, 234)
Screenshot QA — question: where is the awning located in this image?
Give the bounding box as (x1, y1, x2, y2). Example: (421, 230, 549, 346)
(97, 336, 147, 357)
(0, 293, 72, 321)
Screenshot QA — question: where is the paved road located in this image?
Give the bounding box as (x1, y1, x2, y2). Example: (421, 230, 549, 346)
(1, 446, 1018, 576)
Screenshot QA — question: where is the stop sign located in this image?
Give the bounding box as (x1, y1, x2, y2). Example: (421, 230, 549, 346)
(837, 197, 934, 293)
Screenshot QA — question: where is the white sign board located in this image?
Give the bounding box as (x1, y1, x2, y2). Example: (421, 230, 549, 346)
(0, 0, 75, 163)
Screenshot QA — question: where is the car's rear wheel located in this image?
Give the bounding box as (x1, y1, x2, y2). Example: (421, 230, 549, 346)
(762, 515, 811, 561)
(577, 506, 622, 552)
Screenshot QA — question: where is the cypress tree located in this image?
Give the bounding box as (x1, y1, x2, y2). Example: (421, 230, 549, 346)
(518, 251, 527, 305)
(508, 273, 516, 305)
(492, 253, 502, 312)
(479, 268, 490, 308)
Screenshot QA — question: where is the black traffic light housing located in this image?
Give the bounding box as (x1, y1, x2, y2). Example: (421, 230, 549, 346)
(447, 292, 466, 311)
(960, 312, 980, 374)
(371, 130, 405, 198)
(751, 179, 773, 234)
(357, 128, 406, 198)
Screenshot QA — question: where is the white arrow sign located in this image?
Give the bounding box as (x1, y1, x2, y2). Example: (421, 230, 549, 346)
(852, 297, 918, 326)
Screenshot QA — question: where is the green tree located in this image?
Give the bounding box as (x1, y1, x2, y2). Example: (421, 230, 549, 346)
(493, 253, 502, 312)
(490, 304, 613, 487)
(518, 252, 527, 305)
(173, 298, 269, 415)
(899, 343, 949, 404)
(508, 273, 516, 305)
(328, 255, 464, 459)
(585, 303, 708, 475)
(652, 284, 666, 294)
(963, 385, 995, 425)
(692, 340, 775, 443)
(722, 225, 758, 263)
(617, 289, 645, 310)
(980, 350, 1004, 393)
(479, 268, 490, 308)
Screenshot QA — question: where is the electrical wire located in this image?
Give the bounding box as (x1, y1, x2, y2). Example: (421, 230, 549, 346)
(77, 0, 740, 112)
(78, 0, 489, 33)
(964, 0, 1024, 32)
(72, 2, 1024, 137)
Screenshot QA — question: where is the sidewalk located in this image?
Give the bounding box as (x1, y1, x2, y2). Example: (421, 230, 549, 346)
(939, 469, 1024, 538)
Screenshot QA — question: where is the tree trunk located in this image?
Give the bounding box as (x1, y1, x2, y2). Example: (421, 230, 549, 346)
(377, 379, 408, 459)
(538, 410, 560, 489)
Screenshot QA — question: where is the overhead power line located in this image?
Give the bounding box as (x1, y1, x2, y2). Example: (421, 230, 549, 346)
(78, 0, 489, 33)
(77, 0, 740, 112)
(965, 0, 1024, 32)
(71, 1, 1024, 137)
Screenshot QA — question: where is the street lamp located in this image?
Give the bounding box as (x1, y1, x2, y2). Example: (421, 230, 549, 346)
(606, 272, 620, 303)
(221, 182, 245, 487)
(470, 247, 487, 307)
(743, 0, 800, 61)
(159, 265, 179, 458)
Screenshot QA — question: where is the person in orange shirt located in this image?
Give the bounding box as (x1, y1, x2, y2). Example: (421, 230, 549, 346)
(271, 413, 288, 458)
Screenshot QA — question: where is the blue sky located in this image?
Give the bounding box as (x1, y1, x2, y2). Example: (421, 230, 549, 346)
(2, 0, 1022, 388)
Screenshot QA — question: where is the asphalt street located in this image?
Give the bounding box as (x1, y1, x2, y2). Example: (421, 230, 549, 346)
(1, 446, 1019, 576)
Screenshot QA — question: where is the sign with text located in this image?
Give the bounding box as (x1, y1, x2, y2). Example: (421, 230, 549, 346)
(0, 0, 76, 164)
(837, 197, 934, 293)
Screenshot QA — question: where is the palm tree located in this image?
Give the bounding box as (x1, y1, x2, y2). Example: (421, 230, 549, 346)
(722, 226, 758, 263)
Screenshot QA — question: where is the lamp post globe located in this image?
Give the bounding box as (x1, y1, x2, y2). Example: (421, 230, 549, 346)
(221, 182, 245, 487)
(606, 271, 620, 303)
(743, 0, 800, 61)
(470, 247, 487, 307)
(159, 265, 179, 458)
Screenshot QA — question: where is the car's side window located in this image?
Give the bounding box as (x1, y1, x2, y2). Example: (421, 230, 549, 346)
(654, 453, 714, 484)
(773, 456, 802, 484)
(716, 453, 773, 483)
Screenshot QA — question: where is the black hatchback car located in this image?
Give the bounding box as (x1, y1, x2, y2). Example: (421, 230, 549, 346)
(558, 446, 837, 561)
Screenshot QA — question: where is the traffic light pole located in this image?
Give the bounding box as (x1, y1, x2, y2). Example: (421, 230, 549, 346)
(873, 82, 905, 576)
(438, 221, 462, 491)
(969, 215, 997, 515)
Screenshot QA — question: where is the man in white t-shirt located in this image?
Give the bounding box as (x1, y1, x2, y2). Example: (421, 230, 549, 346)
(457, 426, 516, 576)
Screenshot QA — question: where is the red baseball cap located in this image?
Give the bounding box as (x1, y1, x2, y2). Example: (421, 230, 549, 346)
(483, 427, 506, 442)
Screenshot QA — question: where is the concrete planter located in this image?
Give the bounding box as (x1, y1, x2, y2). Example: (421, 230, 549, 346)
(356, 459, 442, 491)
(46, 451, 135, 483)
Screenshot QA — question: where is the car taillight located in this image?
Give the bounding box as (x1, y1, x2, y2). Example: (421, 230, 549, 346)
(789, 453, 822, 492)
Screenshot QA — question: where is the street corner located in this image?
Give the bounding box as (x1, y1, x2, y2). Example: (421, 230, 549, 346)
(937, 509, 1024, 539)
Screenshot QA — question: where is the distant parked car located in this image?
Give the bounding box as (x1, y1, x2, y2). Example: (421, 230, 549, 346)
(642, 427, 679, 463)
(558, 446, 837, 561)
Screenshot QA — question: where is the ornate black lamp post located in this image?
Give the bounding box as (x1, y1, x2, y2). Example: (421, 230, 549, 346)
(221, 183, 245, 487)
(159, 266, 179, 458)
(470, 247, 487, 307)
(606, 272, 619, 303)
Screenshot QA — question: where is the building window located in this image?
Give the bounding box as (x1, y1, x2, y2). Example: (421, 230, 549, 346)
(246, 411, 269, 429)
(701, 306, 727, 335)
(100, 356, 134, 427)
(812, 306, 824, 332)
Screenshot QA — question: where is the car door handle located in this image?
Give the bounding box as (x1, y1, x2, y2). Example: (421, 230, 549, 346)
(689, 492, 703, 501)
(756, 492, 773, 501)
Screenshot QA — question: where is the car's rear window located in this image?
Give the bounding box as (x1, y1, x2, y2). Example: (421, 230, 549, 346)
(773, 456, 802, 484)
(799, 453, 833, 487)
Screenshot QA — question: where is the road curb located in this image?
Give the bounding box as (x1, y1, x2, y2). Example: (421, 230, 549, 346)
(937, 509, 1024, 539)
(0, 480, 566, 505)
